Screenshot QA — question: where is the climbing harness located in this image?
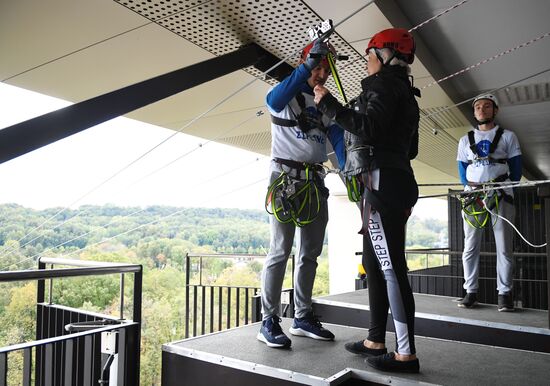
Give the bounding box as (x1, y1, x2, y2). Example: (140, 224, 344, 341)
(460, 188, 500, 229)
(460, 173, 511, 229)
(265, 160, 322, 227)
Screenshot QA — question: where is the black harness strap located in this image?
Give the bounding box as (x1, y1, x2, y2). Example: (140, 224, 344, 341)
(270, 115, 298, 127)
(467, 158, 507, 165)
(273, 157, 307, 170)
(468, 130, 477, 154)
(270, 92, 326, 133)
(489, 126, 504, 154)
(468, 126, 506, 163)
(273, 157, 323, 173)
(270, 93, 307, 128)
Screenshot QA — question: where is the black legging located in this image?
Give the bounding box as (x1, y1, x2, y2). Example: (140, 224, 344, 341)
(362, 168, 417, 355)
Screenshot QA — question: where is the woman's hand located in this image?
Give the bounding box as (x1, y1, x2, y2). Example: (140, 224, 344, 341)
(314, 84, 330, 104)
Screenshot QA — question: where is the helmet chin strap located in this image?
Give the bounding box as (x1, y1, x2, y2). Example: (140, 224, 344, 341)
(476, 118, 493, 125)
(475, 112, 496, 126)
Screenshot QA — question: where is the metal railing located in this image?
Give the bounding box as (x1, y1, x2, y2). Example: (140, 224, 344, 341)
(405, 249, 548, 312)
(184, 253, 294, 338)
(405, 247, 451, 269)
(0, 257, 142, 386)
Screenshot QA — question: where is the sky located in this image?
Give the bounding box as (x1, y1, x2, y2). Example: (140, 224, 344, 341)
(0, 83, 447, 219)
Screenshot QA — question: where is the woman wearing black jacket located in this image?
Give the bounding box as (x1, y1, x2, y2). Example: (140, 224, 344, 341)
(314, 28, 420, 373)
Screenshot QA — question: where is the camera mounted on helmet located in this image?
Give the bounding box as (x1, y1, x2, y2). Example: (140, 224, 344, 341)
(300, 40, 337, 68)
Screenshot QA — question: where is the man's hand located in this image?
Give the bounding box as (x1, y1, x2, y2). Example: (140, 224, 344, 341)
(304, 39, 329, 70)
(314, 84, 330, 104)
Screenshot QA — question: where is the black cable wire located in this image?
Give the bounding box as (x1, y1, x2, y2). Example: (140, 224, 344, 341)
(1, 2, 373, 266)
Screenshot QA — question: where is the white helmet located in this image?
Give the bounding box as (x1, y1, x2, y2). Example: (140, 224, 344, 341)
(472, 93, 499, 109)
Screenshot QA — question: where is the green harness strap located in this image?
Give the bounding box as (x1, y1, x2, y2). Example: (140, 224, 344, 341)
(461, 189, 500, 229)
(345, 175, 362, 203)
(265, 165, 321, 227)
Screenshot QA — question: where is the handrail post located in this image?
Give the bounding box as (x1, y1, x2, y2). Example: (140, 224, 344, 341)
(120, 273, 125, 320)
(199, 256, 203, 287)
(132, 267, 142, 386)
(37, 259, 45, 303)
(185, 253, 190, 339)
(48, 264, 54, 304)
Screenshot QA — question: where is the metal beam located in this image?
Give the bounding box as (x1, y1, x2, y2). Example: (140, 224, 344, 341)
(0, 43, 285, 164)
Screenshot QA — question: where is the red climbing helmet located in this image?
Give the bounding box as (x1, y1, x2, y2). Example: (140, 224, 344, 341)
(367, 28, 416, 64)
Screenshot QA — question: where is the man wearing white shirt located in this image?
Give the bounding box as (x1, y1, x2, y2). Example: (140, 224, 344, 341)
(456, 93, 522, 311)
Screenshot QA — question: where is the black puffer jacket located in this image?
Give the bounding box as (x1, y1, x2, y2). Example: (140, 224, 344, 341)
(317, 65, 419, 176)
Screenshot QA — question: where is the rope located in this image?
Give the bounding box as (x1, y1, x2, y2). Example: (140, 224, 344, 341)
(421, 31, 550, 90)
(419, 179, 550, 199)
(482, 197, 547, 248)
(343, 0, 471, 69)
(419, 66, 550, 135)
(126, 110, 264, 188)
(409, 0, 470, 33)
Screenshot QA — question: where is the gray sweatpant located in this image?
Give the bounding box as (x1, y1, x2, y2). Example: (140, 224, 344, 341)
(261, 171, 328, 320)
(462, 199, 515, 294)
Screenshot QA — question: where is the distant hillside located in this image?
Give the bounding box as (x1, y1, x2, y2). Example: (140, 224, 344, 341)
(0, 204, 271, 269)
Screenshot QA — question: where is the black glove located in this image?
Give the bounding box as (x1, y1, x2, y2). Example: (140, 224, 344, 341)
(304, 39, 329, 70)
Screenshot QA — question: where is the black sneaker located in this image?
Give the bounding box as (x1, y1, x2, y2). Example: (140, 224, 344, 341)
(498, 292, 514, 312)
(289, 312, 335, 341)
(257, 316, 291, 348)
(344, 340, 387, 357)
(366, 352, 420, 374)
(458, 292, 477, 308)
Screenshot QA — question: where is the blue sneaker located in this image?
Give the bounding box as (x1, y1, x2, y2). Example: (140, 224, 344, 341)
(289, 313, 334, 341)
(257, 316, 291, 348)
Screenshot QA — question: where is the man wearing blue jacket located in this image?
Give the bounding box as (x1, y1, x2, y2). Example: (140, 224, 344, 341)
(456, 93, 522, 311)
(257, 40, 345, 349)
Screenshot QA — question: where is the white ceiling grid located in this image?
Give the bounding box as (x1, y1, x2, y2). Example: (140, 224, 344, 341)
(114, 0, 367, 100)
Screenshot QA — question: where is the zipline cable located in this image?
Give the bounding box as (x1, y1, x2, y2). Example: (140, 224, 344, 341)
(419, 179, 550, 199)
(17, 58, 550, 257)
(0, 1, 374, 259)
(0, 112, 259, 261)
(0, 110, 266, 263)
(128, 111, 265, 188)
(55, 176, 268, 261)
(421, 30, 550, 90)
(342, 0, 472, 69)
(1, 156, 269, 271)
(422, 66, 550, 121)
